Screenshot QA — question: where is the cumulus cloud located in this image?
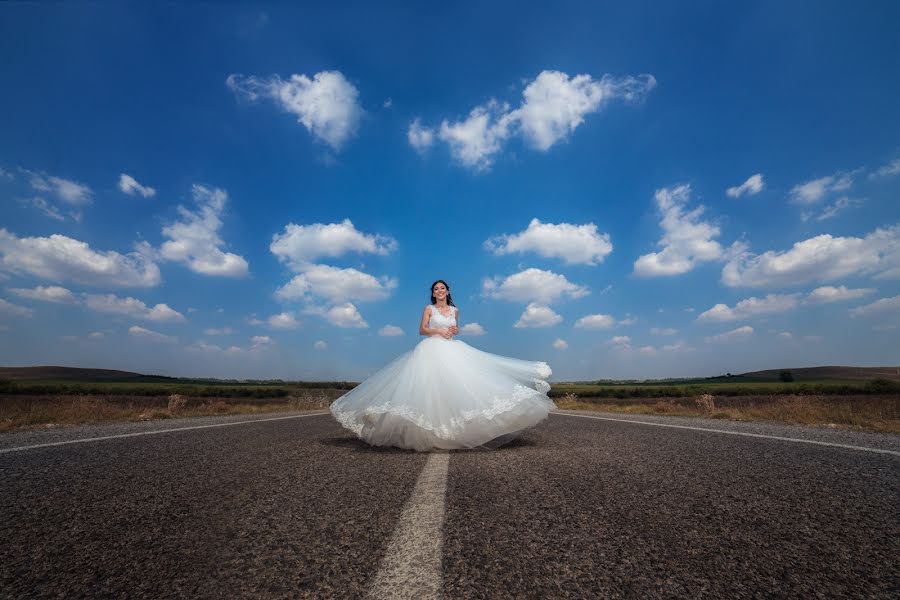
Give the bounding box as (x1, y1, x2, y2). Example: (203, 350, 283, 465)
(227, 70, 363, 151)
(0, 298, 33, 318)
(378, 325, 405, 336)
(275, 264, 396, 304)
(789, 170, 857, 205)
(697, 294, 800, 322)
(459, 323, 486, 336)
(0, 229, 161, 288)
(8, 285, 77, 303)
(482, 268, 588, 304)
(319, 302, 368, 328)
(722, 225, 900, 287)
(414, 70, 655, 171)
(634, 184, 727, 277)
(407, 118, 434, 152)
(26, 170, 93, 206)
(514, 303, 562, 328)
(118, 174, 156, 198)
(848, 294, 900, 318)
(314, 340, 327, 350)
(610, 335, 631, 345)
(485, 219, 613, 265)
(575, 313, 616, 329)
(159, 185, 249, 277)
(270, 219, 397, 270)
(128, 325, 176, 343)
(805, 286, 876, 304)
(268, 312, 300, 330)
(704, 325, 753, 343)
(84, 294, 185, 323)
(726, 173, 764, 198)
(552, 338, 568, 350)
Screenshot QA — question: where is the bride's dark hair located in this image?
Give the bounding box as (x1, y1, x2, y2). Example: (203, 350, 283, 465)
(430, 279, 456, 307)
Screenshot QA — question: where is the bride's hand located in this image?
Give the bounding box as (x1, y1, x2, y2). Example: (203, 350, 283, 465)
(449, 325, 459, 335)
(441, 328, 454, 339)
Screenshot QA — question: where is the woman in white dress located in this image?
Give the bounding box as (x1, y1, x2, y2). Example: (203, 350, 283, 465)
(330, 279, 555, 451)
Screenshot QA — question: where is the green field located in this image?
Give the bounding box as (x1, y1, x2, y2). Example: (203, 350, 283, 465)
(0, 378, 356, 398)
(550, 379, 900, 398)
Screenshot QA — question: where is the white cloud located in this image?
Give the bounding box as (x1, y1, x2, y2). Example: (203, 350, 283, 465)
(801, 196, 863, 222)
(270, 219, 397, 270)
(705, 325, 754, 343)
(610, 335, 631, 345)
(661, 340, 691, 352)
(227, 70, 363, 151)
(697, 294, 800, 322)
(314, 340, 327, 350)
(383, 98, 393, 109)
(26, 171, 93, 206)
(0, 167, 13, 180)
(128, 325, 176, 343)
(485, 219, 613, 265)
(275, 264, 396, 304)
(84, 293, 185, 323)
(726, 173, 764, 198)
(634, 184, 726, 276)
(777, 331, 793, 339)
(514, 303, 562, 328)
(0, 298, 33, 318)
(251, 335, 273, 348)
(459, 322, 486, 336)
(204, 327, 233, 335)
(722, 225, 900, 287)
(649, 327, 678, 336)
(575, 313, 616, 329)
(378, 325, 405, 336)
(321, 302, 368, 328)
(23, 197, 66, 221)
(482, 268, 588, 304)
(421, 70, 655, 171)
(0, 229, 161, 288)
(8, 285, 76, 303)
(871, 157, 900, 179)
(638, 345, 657, 355)
(552, 338, 568, 350)
(407, 118, 434, 152)
(848, 294, 900, 318)
(789, 170, 856, 205)
(805, 286, 876, 304)
(159, 185, 249, 277)
(618, 315, 637, 326)
(88, 331, 105, 339)
(118, 174, 156, 198)
(268, 312, 300, 329)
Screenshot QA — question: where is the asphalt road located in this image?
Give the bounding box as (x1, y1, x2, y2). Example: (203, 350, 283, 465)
(1, 410, 897, 599)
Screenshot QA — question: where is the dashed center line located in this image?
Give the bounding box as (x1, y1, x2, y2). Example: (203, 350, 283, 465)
(368, 452, 449, 600)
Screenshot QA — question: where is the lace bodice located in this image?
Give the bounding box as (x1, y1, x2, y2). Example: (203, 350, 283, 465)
(427, 304, 457, 330)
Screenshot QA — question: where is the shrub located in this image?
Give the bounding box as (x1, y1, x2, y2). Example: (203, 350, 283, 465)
(779, 370, 794, 382)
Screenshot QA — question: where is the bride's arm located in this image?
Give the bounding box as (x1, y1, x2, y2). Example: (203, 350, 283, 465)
(450, 308, 459, 336)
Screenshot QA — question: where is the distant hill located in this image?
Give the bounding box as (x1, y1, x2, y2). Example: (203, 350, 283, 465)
(0, 366, 147, 381)
(740, 366, 900, 381)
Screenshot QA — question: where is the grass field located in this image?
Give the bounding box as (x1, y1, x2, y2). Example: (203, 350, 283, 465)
(1, 375, 898, 434)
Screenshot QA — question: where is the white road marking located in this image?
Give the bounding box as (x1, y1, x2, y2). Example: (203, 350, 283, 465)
(0, 411, 332, 454)
(552, 411, 900, 457)
(368, 452, 450, 600)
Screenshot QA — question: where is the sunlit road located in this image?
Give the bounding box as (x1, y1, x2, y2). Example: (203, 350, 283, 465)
(1, 410, 898, 598)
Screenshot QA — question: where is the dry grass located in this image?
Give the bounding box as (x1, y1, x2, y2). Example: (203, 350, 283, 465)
(0, 389, 343, 432)
(554, 393, 900, 434)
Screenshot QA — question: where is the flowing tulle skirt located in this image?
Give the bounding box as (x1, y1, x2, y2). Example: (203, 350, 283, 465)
(330, 336, 555, 451)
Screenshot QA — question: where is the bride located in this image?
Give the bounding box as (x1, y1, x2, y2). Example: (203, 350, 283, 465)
(330, 279, 555, 451)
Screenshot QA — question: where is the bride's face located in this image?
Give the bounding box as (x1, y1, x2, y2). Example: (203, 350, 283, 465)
(432, 282, 448, 300)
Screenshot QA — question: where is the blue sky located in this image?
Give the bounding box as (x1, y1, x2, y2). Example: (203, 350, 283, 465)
(1, 1, 899, 381)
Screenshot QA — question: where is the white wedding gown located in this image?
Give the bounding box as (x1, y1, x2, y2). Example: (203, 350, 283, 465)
(330, 305, 555, 451)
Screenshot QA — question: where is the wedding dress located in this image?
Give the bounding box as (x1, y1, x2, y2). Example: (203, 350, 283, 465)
(330, 304, 555, 451)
